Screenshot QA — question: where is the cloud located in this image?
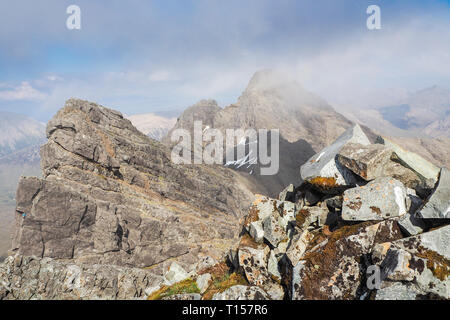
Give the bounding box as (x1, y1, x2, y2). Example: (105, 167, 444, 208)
(0, 82, 47, 101)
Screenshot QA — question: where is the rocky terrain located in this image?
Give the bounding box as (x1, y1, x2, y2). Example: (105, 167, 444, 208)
(0, 99, 448, 299)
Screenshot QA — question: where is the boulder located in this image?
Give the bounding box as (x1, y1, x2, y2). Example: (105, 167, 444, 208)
(300, 124, 370, 193)
(291, 220, 403, 300)
(342, 177, 407, 221)
(416, 168, 450, 219)
(337, 143, 393, 180)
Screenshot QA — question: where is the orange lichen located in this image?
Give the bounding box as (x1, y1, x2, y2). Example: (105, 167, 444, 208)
(416, 247, 450, 281)
(308, 177, 340, 190)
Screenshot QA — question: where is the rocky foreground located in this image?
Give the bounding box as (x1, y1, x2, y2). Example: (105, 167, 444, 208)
(0, 99, 448, 300)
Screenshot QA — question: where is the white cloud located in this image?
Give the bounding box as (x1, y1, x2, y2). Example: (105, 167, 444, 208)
(0, 82, 47, 101)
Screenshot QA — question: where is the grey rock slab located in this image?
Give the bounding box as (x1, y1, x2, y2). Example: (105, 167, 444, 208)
(342, 177, 407, 221)
(300, 124, 370, 191)
(196, 273, 212, 294)
(416, 168, 450, 219)
(376, 136, 440, 181)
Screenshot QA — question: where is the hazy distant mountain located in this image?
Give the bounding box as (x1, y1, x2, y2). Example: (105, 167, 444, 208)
(126, 113, 176, 141)
(0, 112, 45, 157)
(353, 86, 450, 138)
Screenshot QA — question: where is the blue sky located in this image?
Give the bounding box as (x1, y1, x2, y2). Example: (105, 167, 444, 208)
(1, 0, 450, 121)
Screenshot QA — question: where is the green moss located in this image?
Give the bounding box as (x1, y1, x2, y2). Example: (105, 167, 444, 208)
(147, 278, 200, 300)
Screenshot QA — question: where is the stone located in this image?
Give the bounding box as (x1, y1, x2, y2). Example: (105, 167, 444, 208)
(164, 262, 190, 286)
(212, 285, 270, 300)
(286, 230, 314, 266)
(398, 213, 427, 236)
(416, 168, 450, 219)
(262, 211, 287, 248)
(372, 225, 450, 299)
(375, 282, 421, 300)
(267, 250, 281, 281)
(337, 143, 393, 180)
(196, 273, 212, 294)
(238, 245, 270, 286)
(342, 177, 407, 221)
(325, 195, 343, 209)
(376, 136, 440, 181)
(279, 184, 295, 202)
(300, 124, 370, 193)
(249, 221, 264, 243)
(291, 220, 402, 300)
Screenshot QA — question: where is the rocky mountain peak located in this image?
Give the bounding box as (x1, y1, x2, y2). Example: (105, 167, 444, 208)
(10, 98, 256, 272)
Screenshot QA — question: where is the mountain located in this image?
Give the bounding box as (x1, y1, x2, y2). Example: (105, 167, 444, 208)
(0, 112, 45, 157)
(349, 86, 450, 138)
(126, 113, 176, 141)
(163, 70, 375, 197)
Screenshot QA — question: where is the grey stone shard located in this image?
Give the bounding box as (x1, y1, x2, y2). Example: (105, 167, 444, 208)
(398, 213, 427, 236)
(337, 143, 393, 180)
(376, 136, 440, 182)
(416, 168, 450, 219)
(342, 177, 407, 221)
(196, 273, 212, 294)
(249, 221, 264, 243)
(212, 285, 270, 300)
(300, 124, 370, 192)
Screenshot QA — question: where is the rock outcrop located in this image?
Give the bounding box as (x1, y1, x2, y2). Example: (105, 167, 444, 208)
(9, 99, 255, 272)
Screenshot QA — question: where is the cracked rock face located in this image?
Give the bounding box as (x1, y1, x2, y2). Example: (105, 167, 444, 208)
(10, 99, 255, 271)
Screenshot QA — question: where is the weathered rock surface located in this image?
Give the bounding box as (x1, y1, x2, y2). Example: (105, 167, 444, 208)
(10, 99, 255, 271)
(0, 254, 162, 300)
(372, 225, 450, 299)
(376, 136, 440, 181)
(212, 285, 270, 300)
(416, 168, 450, 219)
(337, 143, 393, 181)
(300, 124, 370, 193)
(342, 177, 407, 221)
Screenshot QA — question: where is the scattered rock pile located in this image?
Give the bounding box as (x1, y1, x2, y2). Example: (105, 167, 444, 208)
(219, 124, 449, 300)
